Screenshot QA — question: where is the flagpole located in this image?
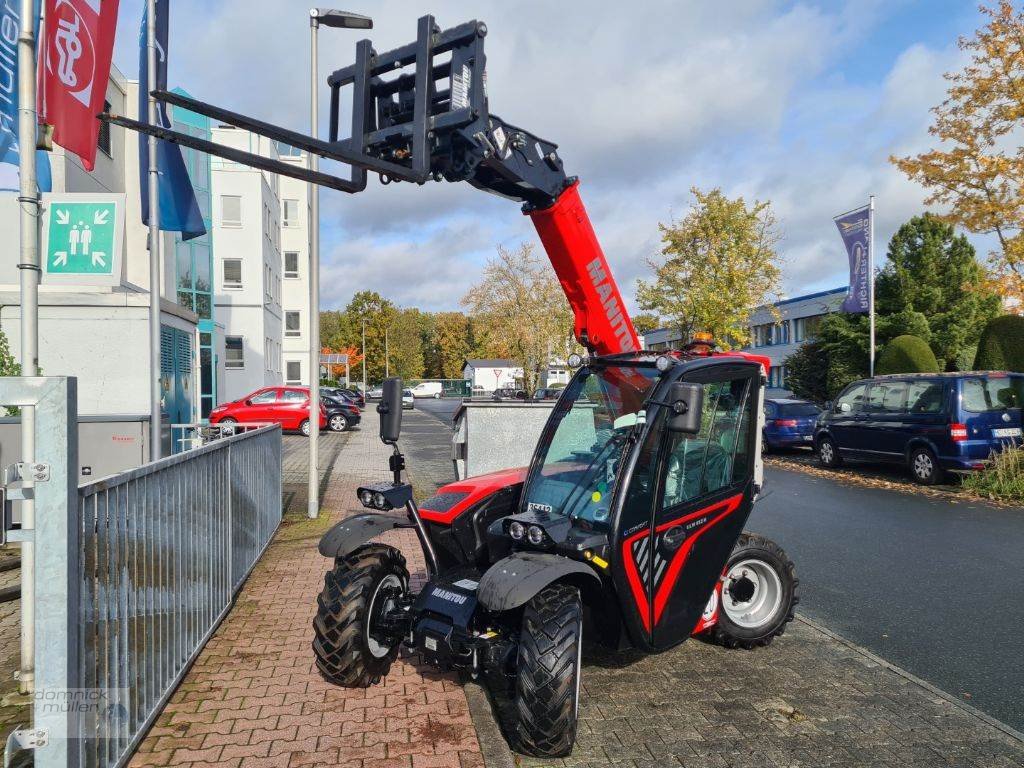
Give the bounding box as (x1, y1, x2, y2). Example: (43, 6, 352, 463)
(147, 0, 162, 460)
(16, 0, 40, 698)
(868, 195, 876, 377)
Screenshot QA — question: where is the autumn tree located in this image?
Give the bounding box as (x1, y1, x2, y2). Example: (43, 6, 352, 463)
(892, 1, 1024, 307)
(462, 243, 575, 392)
(320, 345, 364, 383)
(321, 291, 396, 384)
(636, 188, 782, 349)
(630, 312, 663, 336)
(429, 312, 472, 379)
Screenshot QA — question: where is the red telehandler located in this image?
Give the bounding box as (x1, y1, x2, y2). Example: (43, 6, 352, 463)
(106, 14, 798, 757)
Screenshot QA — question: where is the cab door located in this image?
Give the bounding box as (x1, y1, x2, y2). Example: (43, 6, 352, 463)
(648, 364, 760, 649)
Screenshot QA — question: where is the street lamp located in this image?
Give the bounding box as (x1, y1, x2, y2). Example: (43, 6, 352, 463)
(307, 8, 372, 520)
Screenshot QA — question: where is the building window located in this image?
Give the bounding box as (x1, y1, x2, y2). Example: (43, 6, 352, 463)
(284, 251, 299, 279)
(283, 199, 299, 227)
(286, 360, 301, 384)
(264, 265, 273, 301)
(97, 100, 112, 156)
(221, 195, 242, 226)
(285, 311, 301, 337)
(225, 336, 244, 369)
(223, 259, 242, 289)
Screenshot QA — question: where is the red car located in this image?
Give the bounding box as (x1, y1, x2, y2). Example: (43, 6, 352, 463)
(209, 386, 327, 435)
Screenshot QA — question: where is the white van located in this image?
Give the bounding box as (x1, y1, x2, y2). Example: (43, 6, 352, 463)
(410, 381, 443, 399)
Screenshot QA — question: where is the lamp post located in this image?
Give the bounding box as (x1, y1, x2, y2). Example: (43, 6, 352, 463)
(307, 9, 371, 520)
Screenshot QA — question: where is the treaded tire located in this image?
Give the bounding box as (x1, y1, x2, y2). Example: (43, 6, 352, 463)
(514, 583, 583, 758)
(312, 544, 408, 687)
(710, 533, 798, 650)
(908, 445, 943, 485)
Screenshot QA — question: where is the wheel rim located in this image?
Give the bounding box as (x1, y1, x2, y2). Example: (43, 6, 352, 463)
(330, 415, 345, 431)
(820, 442, 833, 463)
(301, 420, 310, 436)
(913, 452, 933, 479)
(366, 574, 402, 658)
(722, 558, 784, 630)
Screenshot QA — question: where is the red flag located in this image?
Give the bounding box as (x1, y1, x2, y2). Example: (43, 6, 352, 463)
(39, 0, 120, 171)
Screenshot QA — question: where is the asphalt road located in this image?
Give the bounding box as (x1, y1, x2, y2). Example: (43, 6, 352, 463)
(410, 396, 1024, 732)
(750, 466, 1024, 732)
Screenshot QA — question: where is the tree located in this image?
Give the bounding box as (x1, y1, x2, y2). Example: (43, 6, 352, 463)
(630, 312, 663, 336)
(815, 313, 871, 397)
(389, 308, 427, 381)
(974, 314, 1024, 371)
(429, 312, 472, 379)
(0, 326, 21, 416)
(876, 335, 940, 375)
(892, 2, 1024, 306)
(876, 214, 1001, 369)
(462, 243, 575, 393)
(783, 341, 830, 403)
(321, 291, 397, 385)
(636, 187, 782, 349)
(320, 345, 363, 384)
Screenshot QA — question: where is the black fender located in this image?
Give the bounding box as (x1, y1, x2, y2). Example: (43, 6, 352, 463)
(317, 512, 408, 559)
(477, 552, 602, 612)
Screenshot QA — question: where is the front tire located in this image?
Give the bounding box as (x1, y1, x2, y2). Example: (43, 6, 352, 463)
(710, 533, 798, 650)
(328, 414, 348, 432)
(514, 583, 583, 758)
(300, 419, 312, 436)
(312, 544, 408, 687)
(817, 435, 842, 467)
(909, 446, 943, 485)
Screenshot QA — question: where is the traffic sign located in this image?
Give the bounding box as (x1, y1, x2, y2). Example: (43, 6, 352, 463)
(42, 193, 125, 285)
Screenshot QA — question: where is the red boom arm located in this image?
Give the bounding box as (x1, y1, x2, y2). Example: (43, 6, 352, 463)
(528, 182, 641, 356)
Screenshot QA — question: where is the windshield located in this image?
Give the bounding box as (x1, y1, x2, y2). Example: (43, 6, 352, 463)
(521, 365, 660, 529)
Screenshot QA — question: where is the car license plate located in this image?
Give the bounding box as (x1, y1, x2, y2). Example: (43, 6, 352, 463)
(802, 435, 812, 442)
(992, 427, 1022, 438)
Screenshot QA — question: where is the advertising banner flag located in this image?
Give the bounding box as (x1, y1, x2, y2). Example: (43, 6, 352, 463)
(39, 0, 120, 172)
(0, 0, 52, 191)
(834, 205, 871, 314)
(138, 1, 205, 240)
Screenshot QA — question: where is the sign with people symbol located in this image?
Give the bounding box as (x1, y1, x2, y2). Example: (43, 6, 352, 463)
(42, 194, 125, 285)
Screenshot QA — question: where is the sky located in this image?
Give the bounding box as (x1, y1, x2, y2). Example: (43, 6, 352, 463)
(104, 0, 989, 314)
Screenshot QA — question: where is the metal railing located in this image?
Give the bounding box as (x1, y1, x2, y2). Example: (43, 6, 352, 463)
(75, 424, 282, 768)
(169, 422, 271, 454)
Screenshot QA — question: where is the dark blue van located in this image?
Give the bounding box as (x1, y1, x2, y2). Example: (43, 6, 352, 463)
(763, 398, 821, 450)
(814, 372, 1024, 484)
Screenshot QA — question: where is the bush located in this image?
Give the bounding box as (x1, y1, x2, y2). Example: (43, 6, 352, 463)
(784, 341, 829, 403)
(962, 446, 1024, 503)
(973, 315, 1024, 372)
(876, 335, 939, 375)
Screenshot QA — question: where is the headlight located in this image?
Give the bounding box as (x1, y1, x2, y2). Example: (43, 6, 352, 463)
(358, 489, 373, 507)
(509, 521, 525, 540)
(372, 492, 387, 509)
(527, 525, 545, 545)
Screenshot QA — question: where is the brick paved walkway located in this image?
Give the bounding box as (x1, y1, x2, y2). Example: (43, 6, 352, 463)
(129, 424, 484, 768)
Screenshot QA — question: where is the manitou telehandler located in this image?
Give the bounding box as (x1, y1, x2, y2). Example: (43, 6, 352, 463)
(106, 14, 799, 758)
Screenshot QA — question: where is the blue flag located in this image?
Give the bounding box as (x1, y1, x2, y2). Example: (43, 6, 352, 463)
(138, 0, 206, 241)
(0, 0, 51, 192)
(834, 205, 871, 314)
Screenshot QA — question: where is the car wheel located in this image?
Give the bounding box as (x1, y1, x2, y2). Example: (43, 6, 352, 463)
(817, 435, 842, 467)
(300, 419, 311, 436)
(218, 417, 238, 436)
(329, 414, 348, 432)
(909, 446, 943, 485)
(433, 392, 441, 399)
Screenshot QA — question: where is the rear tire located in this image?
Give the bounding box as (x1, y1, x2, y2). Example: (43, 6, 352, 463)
(312, 544, 408, 687)
(514, 583, 583, 758)
(300, 419, 311, 436)
(817, 435, 842, 467)
(328, 414, 348, 432)
(909, 446, 943, 485)
(710, 533, 797, 650)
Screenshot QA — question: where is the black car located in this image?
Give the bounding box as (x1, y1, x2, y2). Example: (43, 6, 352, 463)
(532, 387, 564, 401)
(492, 387, 528, 401)
(322, 394, 362, 432)
(322, 387, 365, 409)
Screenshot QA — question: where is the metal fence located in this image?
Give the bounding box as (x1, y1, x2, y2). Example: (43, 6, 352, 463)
(75, 424, 282, 768)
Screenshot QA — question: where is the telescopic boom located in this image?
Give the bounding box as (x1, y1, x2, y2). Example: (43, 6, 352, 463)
(102, 14, 640, 355)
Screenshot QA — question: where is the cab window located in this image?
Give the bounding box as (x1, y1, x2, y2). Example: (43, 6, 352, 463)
(906, 380, 944, 414)
(661, 376, 753, 509)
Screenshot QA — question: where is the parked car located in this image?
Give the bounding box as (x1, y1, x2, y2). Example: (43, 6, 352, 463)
(210, 386, 327, 435)
(322, 387, 365, 409)
(814, 371, 1024, 484)
(367, 385, 384, 400)
(763, 398, 821, 450)
(410, 381, 443, 399)
(470, 385, 487, 397)
(321, 393, 362, 432)
(402, 388, 415, 409)
(533, 387, 564, 401)
(492, 387, 528, 401)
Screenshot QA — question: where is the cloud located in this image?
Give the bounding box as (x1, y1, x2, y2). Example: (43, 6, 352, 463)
(109, 1, 985, 313)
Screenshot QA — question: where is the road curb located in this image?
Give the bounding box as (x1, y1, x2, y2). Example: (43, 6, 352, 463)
(795, 614, 1024, 744)
(464, 681, 517, 768)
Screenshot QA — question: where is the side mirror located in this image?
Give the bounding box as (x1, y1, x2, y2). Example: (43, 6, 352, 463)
(244, 399, 253, 406)
(666, 382, 704, 434)
(839, 402, 852, 414)
(377, 377, 403, 444)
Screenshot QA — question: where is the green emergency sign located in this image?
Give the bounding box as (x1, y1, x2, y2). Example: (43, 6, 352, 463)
(42, 194, 125, 286)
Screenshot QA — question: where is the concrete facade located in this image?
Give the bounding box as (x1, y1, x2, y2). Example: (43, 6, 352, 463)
(277, 147, 312, 386)
(211, 128, 284, 402)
